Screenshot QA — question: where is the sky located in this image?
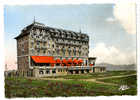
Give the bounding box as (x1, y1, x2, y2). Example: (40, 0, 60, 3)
(4, 3, 136, 70)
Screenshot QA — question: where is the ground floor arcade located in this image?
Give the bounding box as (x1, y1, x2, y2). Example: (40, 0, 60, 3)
(31, 66, 106, 77)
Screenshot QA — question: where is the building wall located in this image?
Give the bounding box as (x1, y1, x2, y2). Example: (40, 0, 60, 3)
(17, 35, 30, 76)
(29, 26, 89, 62)
(17, 35, 29, 56)
(16, 22, 91, 77)
(18, 56, 29, 71)
(33, 68, 68, 77)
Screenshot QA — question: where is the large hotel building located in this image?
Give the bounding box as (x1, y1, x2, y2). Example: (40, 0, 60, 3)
(15, 21, 105, 77)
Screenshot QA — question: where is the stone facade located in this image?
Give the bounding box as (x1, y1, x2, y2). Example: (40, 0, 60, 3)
(16, 34, 30, 76)
(15, 21, 104, 77)
(28, 22, 89, 62)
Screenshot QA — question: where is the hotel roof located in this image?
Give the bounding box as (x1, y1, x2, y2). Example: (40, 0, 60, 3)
(15, 21, 89, 41)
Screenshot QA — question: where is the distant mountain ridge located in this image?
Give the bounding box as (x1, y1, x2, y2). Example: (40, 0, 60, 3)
(96, 63, 136, 71)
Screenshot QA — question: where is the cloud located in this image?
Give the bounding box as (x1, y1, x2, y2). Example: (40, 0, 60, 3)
(89, 43, 136, 65)
(113, 3, 136, 34)
(106, 17, 116, 23)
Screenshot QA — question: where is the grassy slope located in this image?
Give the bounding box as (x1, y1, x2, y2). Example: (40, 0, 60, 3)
(97, 75, 137, 95)
(5, 77, 119, 97)
(5, 71, 137, 98)
(42, 71, 136, 79)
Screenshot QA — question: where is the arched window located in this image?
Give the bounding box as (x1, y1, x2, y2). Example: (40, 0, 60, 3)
(52, 50, 55, 55)
(48, 51, 51, 56)
(73, 48, 76, 56)
(62, 49, 65, 56)
(57, 49, 59, 55)
(43, 50, 46, 54)
(52, 44, 54, 48)
(43, 42, 46, 46)
(68, 50, 71, 56)
(46, 70, 50, 74)
(79, 51, 81, 56)
(37, 49, 40, 53)
(39, 70, 44, 74)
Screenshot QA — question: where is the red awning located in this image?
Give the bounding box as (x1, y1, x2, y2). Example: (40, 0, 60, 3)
(67, 64, 71, 67)
(78, 59, 83, 63)
(56, 59, 61, 63)
(51, 60, 56, 64)
(31, 56, 54, 63)
(61, 63, 64, 67)
(73, 59, 78, 64)
(67, 59, 73, 63)
(51, 63, 55, 67)
(89, 64, 93, 66)
(62, 59, 67, 64)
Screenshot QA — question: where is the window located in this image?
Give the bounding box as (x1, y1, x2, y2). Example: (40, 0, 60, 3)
(48, 37, 50, 40)
(65, 34, 67, 38)
(86, 60, 87, 66)
(48, 51, 51, 56)
(52, 51, 55, 55)
(37, 41, 39, 45)
(68, 51, 71, 56)
(57, 49, 59, 55)
(63, 49, 65, 56)
(73, 48, 76, 56)
(56, 39, 58, 42)
(74, 51, 76, 56)
(39, 70, 44, 74)
(43, 42, 46, 46)
(52, 70, 56, 74)
(21, 48, 24, 54)
(46, 70, 50, 74)
(43, 50, 46, 54)
(62, 34, 64, 38)
(52, 44, 54, 48)
(79, 51, 81, 56)
(31, 49, 34, 54)
(37, 49, 40, 53)
(31, 41, 34, 46)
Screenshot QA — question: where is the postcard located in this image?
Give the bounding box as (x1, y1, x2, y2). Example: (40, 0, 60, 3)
(4, 2, 137, 98)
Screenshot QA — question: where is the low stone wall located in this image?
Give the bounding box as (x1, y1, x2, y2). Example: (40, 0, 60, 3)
(5, 66, 106, 78)
(33, 68, 68, 77)
(32, 66, 94, 77)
